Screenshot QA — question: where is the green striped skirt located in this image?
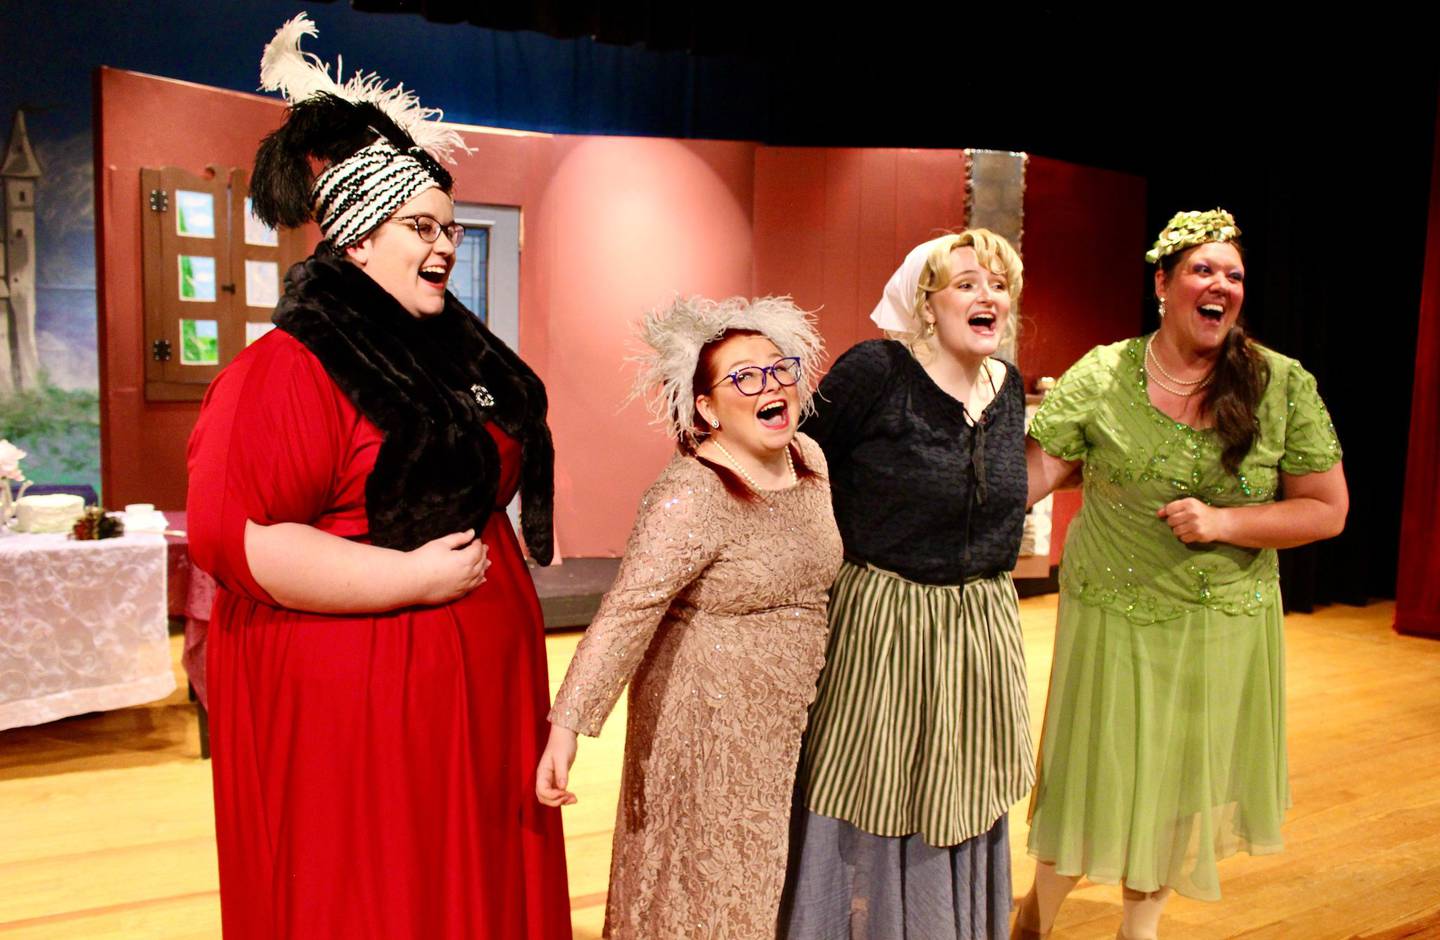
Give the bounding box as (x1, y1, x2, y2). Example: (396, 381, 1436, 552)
(798, 561, 1035, 847)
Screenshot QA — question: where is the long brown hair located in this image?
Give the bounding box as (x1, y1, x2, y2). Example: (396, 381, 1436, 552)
(1160, 244, 1270, 475)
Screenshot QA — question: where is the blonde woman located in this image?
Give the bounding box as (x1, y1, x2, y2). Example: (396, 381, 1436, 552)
(782, 231, 1034, 940)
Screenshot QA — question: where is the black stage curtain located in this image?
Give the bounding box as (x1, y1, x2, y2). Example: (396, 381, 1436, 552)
(1143, 76, 1438, 610)
(332, 0, 768, 55)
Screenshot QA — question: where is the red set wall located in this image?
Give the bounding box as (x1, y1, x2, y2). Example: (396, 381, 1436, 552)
(97, 68, 1144, 557)
(751, 148, 1147, 384)
(751, 147, 971, 359)
(1021, 156, 1149, 383)
(95, 70, 309, 519)
(96, 69, 756, 557)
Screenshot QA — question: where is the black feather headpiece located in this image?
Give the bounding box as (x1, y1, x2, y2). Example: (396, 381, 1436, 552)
(249, 13, 466, 233)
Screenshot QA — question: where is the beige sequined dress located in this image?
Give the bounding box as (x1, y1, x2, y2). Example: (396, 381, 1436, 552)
(550, 433, 842, 939)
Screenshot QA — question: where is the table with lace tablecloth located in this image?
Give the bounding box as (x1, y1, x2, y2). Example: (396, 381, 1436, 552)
(0, 531, 175, 731)
(160, 511, 216, 710)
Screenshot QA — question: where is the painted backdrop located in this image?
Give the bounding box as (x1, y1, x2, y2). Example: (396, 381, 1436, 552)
(0, 106, 99, 493)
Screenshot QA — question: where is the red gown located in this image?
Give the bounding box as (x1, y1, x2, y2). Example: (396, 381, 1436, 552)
(187, 331, 571, 939)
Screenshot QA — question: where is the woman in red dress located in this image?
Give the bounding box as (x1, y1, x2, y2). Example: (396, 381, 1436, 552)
(186, 17, 570, 938)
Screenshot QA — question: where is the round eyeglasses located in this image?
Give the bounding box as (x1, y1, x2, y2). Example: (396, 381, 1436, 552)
(710, 357, 802, 396)
(389, 214, 465, 247)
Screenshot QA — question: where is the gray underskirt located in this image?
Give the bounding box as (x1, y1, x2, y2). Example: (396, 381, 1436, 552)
(778, 808, 1011, 940)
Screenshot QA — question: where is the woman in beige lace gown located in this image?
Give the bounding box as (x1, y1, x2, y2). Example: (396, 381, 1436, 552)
(536, 297, 842, 939)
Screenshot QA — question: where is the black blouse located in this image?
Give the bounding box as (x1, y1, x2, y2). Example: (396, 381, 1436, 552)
(803, 339, 1027, 585)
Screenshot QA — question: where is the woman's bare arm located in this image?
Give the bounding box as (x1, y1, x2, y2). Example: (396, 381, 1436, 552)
(244, 520, 489, 612)
(1157, 462, 1349, 548)
(1026, 437, 1081, 508)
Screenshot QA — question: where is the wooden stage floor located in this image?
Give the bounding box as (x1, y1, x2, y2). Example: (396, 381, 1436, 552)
(2, 596, 1437, 939)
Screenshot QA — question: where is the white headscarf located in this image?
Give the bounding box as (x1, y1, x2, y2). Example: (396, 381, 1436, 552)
(868, 236, 954, 333)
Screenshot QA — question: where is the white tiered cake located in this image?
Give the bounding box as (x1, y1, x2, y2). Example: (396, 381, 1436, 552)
(14, 494, 85, 533)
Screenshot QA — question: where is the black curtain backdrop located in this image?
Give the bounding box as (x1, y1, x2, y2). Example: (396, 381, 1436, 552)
(327, 2, 1438, 606)
(1143, 120, 1436, 611)
(345, 0, 768, 55)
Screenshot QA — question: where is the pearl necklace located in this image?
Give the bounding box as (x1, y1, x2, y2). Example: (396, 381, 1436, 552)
(710, 439, 796, 492)
(1145, 335, 1213, 397)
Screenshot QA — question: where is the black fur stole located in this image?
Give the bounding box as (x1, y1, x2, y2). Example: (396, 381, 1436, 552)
(273, 243, 555, 564)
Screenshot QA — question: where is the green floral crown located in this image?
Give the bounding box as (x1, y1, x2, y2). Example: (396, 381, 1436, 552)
(1145, 208, 1241, 264)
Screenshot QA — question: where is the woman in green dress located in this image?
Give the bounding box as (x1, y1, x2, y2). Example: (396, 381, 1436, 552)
(1014, 210, 1350, 940)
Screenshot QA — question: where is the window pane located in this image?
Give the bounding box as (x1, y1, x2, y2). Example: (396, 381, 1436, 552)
(180, 319, 219, 365)
(175, 190, 215, 238)
(245, 259, 280, 308)
(450, 224, 490, 323)
(244, 197, 280, 246)
(178, 255, 217, 302)
(245, 322, 275, 346)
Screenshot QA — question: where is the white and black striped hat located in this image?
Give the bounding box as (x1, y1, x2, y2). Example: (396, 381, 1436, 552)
(311, 139, 442, 248)
(250, 14, 470, 244)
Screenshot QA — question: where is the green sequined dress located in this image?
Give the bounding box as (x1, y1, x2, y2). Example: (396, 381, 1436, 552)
(1024, 336, 1341, 901)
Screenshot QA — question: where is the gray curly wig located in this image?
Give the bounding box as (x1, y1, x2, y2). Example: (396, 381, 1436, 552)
(634, 295, 824, 446)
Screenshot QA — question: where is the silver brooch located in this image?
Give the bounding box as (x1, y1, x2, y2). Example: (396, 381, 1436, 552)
(470, 384, 495, 407)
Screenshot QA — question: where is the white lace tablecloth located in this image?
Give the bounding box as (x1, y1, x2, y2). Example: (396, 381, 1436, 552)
(0, 531, 175, 731)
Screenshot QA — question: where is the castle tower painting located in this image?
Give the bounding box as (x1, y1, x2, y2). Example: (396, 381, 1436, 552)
(1, 109, 42, 395)
(0, 103, 101, 493)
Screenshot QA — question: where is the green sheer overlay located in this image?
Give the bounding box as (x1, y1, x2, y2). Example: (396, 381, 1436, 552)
(1025, 336, 1341, 899)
